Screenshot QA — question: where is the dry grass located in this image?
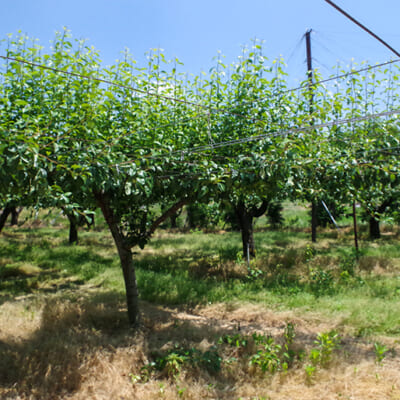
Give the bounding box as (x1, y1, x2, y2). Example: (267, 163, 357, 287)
(1, 291, 400, 400)
(1, 216, 400, 399)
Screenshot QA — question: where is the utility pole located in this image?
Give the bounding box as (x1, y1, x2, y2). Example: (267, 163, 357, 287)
(305, 29, 318, 243)
(324, 0, 400, 254)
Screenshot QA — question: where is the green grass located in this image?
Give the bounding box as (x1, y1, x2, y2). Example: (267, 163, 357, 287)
(1, 208, 400, 337)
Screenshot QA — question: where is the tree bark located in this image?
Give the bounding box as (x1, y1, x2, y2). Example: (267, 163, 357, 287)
(352, 201, 359, 253)
(169, 208, 183, 229)
(235, 202, 256, 258)
(66, 213, 79, 244)
(234, 200, 269, 259)
(369, 215, 381, 239)
(119, 243, 140, 326)
(170, 214, 178, 229)
(0, 206, 13, 233)
(10, 207, 22, 226)
(185, 205, 195, 229)
(95, 192, 140, 326)
(148, 199, 188, 236)
(368, 199, 392, 240)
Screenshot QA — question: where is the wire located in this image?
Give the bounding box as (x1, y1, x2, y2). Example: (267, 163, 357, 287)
(4, 102, 400, 169)
(2, 53, 400, 126)
(286, 34, 306, 65)
(151, 108, 400, 160)
(2, 52, 400, 167)
(0, 54, 210, 111)
(134, 142, 400, 181)
(0, 53, 279, 128)
(4, 111, 399, 183)
(200, 58, 400, 117)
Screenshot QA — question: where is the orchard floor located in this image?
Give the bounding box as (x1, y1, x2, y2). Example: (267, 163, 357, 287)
(1, 213, 400, 399)
(1, 290, 399, 400)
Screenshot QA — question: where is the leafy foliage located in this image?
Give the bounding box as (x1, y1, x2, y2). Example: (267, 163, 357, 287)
(2, 30, 400, 323)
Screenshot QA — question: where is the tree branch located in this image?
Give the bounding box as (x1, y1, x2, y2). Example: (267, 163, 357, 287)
(147, 198, 189, 237)
(251, 199, 269, 218)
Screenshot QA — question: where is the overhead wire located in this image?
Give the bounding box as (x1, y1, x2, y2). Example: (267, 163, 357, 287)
(135, 108, 400, 163)
(2, 52, 400, 172)
(6, 103, 399, 182)
(147, 141, 400, 181)
(0, 54, 211, 111)
(2, 53, 400, 126)
(3, 98, 400, 168)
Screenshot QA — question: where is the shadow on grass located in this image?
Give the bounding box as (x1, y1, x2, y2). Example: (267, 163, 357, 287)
(0, 290, 240, 399)
(0, 289, 382, 400)
(0, 243, 117, 306)
(0, 291, 130, 399)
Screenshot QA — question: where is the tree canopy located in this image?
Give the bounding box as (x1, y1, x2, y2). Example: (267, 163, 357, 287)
(1, 30, 400, 324)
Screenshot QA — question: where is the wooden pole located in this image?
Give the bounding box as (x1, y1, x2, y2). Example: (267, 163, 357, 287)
(352, 201, 359, 255)
(306, 29, 317, 243)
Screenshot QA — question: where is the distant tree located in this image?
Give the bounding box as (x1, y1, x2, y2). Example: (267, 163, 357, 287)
(201, 42, 293, 257)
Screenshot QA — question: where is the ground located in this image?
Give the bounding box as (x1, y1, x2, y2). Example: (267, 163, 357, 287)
(1, 209, 400, 399)
(1, 288, 399, 400)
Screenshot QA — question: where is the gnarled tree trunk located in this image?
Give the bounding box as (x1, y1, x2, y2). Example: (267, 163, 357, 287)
(311, 201, 317, 243)
(95, 193, 140, 326)
(235, 204, 255, 258)
(369, 215, 381, 239)
(10, 207, 22, 226)
(234, 200, 269, 259)
(95, 191, 188, 326)
(368, 198, 393, 240)
(0, 206, 13, 233)
(66, 213, 79, 244)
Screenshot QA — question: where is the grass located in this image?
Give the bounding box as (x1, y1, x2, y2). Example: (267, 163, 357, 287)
(2, 209, 400, 334)
(1, 205, 400, 399)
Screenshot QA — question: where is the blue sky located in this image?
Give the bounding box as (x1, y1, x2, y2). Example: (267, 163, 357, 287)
(2, 0, 400, 85)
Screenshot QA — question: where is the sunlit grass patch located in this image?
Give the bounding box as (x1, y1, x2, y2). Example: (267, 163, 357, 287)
(1, 217, 400, 338)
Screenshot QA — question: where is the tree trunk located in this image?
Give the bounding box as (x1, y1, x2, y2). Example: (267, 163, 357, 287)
(95, 192, 140, 326)
(368, 199, 393, 240)
(170, 213, 178, 229)
(119, 244, 140, 326)
(235, 203, 256, 258)
(0, 206, 13, 233)
(10, 207, 22, 226)
(369, 215, 381, 239)
(66, 213, 79, 244)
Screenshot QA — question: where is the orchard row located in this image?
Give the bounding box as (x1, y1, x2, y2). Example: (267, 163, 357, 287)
(1, 30, 400, 323)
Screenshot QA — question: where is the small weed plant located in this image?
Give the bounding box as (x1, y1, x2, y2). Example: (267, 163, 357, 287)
(304, 245, 316, 262)
(249, 323, 300, 373)
(247, 264, 264, 281)
(305, 330, 341, 381)
(141, 345, 222, 381)
(284, 322, 295, 345)
(136, 324, 312, 386)
(339, 253, 356, 278)
(249, 336, 284, 373)
(218, 333, 249, 348)
(374, 342, 389, 364)
(313, 330, 341, 366)
(309, 267, 335, 296)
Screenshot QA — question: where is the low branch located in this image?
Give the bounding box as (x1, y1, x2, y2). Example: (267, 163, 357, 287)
(251, 199, 269, 218)
(147, 198, 189, 237)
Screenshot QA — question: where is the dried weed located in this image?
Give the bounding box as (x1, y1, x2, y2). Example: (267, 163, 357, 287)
(0, 297, 399, 400)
